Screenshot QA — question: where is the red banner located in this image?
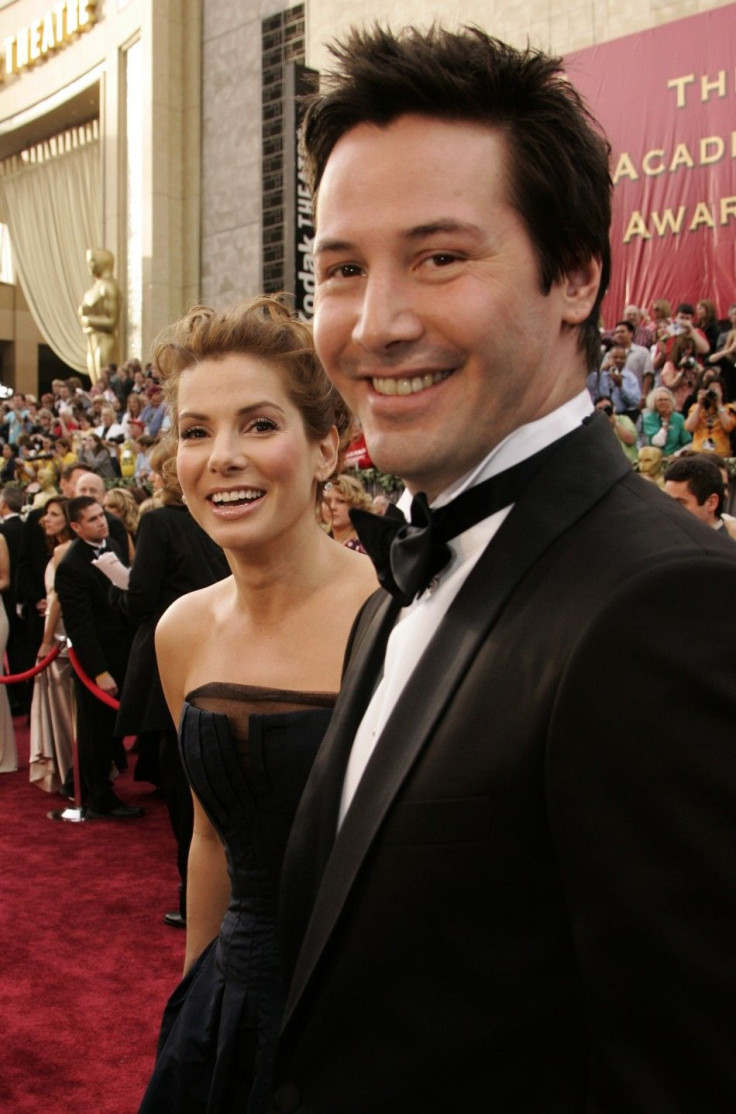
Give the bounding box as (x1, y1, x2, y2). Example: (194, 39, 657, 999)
(566, 5, 736, 325)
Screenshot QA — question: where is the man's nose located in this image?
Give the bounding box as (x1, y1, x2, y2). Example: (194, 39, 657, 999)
(351, 272, 424, 353)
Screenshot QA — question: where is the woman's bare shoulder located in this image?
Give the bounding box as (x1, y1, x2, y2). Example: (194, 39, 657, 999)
(330, 538, 379, 605)
(157, 577, 233, 647)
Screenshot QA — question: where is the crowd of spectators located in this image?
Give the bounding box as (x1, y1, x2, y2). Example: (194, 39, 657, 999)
(0, 358, 166, 503)
(589, 297, 736, 536)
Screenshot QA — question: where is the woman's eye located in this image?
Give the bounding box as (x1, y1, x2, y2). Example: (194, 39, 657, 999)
(179, 426, 207, 441)
(251, 418, 278, 433)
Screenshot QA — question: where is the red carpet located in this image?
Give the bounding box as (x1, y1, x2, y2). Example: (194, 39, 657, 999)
(1, 718, 184, 1113)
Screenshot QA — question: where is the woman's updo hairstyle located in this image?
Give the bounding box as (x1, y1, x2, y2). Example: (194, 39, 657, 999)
(154, 296, 354, 476)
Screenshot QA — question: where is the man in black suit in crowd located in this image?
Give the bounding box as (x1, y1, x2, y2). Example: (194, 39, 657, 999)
(15, 465, 128, 661)
(55, 496, 142, 818)
(272, 27, 736, 1112)
(72, 469, 129, 551)
(0, 485, 29, 713)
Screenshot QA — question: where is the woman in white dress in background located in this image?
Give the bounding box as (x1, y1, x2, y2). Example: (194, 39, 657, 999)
(0, 531, 17, 772)
(28, 497, 75, 792)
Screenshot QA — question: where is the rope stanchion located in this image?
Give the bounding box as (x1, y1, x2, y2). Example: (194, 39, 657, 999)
(0, 642, 62, 683)
(67, 648, 121, 710)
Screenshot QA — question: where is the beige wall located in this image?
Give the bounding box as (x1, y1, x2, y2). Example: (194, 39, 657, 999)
(306, 0, 735, 71)
(0, 281, 43, 394)
(199, 0, 289, 306)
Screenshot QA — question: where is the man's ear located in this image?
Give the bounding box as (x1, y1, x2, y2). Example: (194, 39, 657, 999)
(705, 493, 720, 517)
(70, 520, 82, 538)
(560, 258, 602, 325)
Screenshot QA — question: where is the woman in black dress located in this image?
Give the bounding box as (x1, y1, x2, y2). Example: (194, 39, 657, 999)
(138, 298, 376, 1113)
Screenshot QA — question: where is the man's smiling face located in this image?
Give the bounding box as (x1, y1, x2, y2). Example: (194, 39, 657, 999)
(313, 115, 599, 500)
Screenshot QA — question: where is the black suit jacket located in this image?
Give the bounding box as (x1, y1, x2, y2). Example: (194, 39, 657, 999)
(55, 536, 130, 684)
(112, 504, 230, 735)
(0, 514, 23, 620)
(274, 415, 736, 1112)
(16, 508, 127, 613)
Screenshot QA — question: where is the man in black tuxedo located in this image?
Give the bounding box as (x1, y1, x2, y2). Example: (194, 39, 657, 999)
(272, 27, 736, 1112)
(15, 465, 128, 660)
(55, 496, 142, 819)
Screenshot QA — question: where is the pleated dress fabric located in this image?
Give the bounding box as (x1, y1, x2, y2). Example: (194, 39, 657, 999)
(138, 683, 335, 1114)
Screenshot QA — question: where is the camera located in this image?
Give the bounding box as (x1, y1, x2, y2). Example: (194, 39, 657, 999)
(599, 402, 613, 416)
(703, 389, 718, 407)
(107, 434, 126, 445)
(681, 357, 696, 370)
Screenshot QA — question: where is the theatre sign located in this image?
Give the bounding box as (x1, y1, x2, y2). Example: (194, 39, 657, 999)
(1, 0, 96, 82)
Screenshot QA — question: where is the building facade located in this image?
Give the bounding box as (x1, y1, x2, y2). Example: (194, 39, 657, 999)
(0, 0, 731, 394)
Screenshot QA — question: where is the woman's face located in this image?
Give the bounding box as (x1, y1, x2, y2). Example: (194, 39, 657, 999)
(176, 354, 336, 553)
(654, 392, 674, 418)
(103, 496, 122, 519)
(42, 502, 67, 537)
(323, 489, 352, 533)
(127, 395, 141, 415)
(2, 444, 11, 460)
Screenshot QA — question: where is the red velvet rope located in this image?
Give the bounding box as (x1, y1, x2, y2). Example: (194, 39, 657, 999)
(0, 641, 62, 683)
(67, 647, 121, 710)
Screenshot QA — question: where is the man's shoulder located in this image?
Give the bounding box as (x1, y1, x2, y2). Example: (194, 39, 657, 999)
(56, 539, 85, 574)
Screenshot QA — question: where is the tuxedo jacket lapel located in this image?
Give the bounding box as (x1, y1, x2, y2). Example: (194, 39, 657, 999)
(278, 590, 400, 971)
(281, 415, 631, 1031)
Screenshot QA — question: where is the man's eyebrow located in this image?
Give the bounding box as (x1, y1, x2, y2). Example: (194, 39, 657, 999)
(179, 402, 286, 421)
(404, 219, 484, 239)
(314, 220, 483, 255)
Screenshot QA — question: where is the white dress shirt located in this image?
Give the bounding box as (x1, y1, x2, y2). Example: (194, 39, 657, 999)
(338, 389, 593, 828)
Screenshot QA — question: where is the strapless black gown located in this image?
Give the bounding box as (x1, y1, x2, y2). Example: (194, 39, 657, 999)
(138, 683, 335, 1114)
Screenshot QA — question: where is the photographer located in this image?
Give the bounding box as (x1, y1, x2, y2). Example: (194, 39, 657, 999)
(660, 335, 702, 412)
(653, 302, 710, 371)
(684, 373, 736, 455)
(587, 346, 641, 421)
(594, 397, 638, 464)
(77, 431, 116, 480)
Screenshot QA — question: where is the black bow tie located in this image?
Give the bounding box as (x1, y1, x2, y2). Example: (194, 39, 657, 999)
(92, 543, 106, 558)
(350, 427, 583, 606)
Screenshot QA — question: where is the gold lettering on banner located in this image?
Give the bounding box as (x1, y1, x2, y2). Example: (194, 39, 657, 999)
(623, 211, 651, 243)
(669, 142, 695, 171)
(623, 197, 736, 242)
(642, 149, 666, 176)
(615, 132, 736, 179)
(613, 151, 639, 183)
(0, 0, 97, 81)
(700, 135, 725, 165)
(667, 73, 695, 108)
(701, 71, 726, 102)
(721, 197, 736, 223)
(689, 202, 716, 231)
(667, 69, 736, 108)
(651, 207, 686, 236)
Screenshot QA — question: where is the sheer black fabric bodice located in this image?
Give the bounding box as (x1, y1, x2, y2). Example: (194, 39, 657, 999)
(138, 683, 335, 1114)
